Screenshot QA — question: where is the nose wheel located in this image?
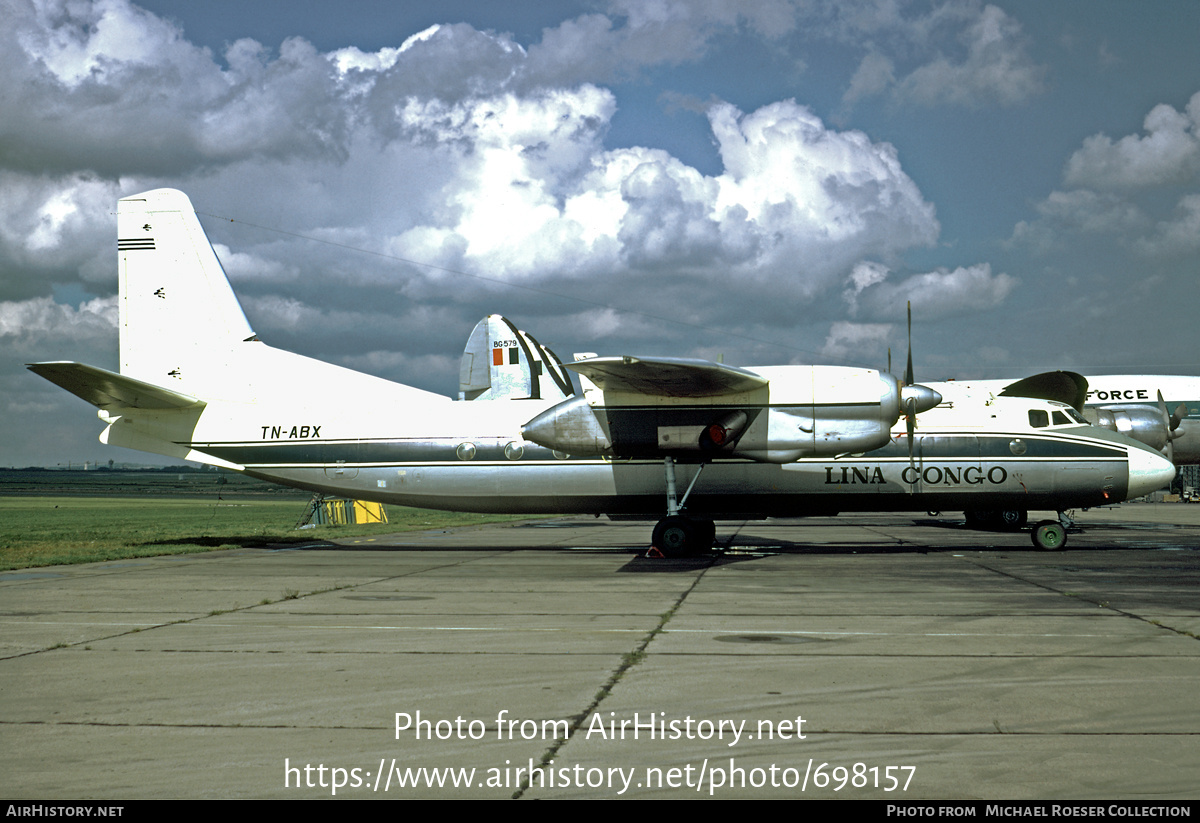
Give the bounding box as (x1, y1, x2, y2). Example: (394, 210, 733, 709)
(1031, 519, 1067, 550)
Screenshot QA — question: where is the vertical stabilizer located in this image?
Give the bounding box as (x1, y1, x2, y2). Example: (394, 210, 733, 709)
(118, 189, 255, 393)
(458, 314, 575, 401)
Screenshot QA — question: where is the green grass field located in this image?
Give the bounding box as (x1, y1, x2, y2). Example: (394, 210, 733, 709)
(0, 496, 536, 570)
(0, 470, 538, 570)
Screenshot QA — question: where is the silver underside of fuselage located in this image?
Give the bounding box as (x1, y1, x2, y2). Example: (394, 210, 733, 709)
(239, 448, 1128, 517)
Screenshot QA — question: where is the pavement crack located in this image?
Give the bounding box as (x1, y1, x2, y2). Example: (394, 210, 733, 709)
(961, 556, 1200, 641)
(510, 557, 714, 799)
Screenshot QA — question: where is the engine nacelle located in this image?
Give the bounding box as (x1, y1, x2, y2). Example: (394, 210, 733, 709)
(521, 394, 613, 455)
(1083, 405, 1171, 451)
(521, 365, 943, 463)
(731, 404, 897, 463)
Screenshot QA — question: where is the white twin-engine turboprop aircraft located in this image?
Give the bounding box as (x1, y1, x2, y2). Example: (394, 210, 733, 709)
(29, 189, 1175, 555)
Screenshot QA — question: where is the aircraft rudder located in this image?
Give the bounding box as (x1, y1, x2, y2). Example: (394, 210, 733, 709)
(458, 314, 575, 401)
(117, 189, 256, 393)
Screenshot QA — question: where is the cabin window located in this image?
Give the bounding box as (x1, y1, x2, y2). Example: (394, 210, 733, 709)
(1029, 409, 1049, 428)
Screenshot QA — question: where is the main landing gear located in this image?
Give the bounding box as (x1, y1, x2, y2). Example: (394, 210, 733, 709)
(650, 457, 716, 558)
(964, 509, 1029, 530)
(651, 515, 716, 557)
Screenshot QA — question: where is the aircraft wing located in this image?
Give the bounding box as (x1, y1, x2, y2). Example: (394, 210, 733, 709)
(27, 362, 204, 411)
(567, 356, 768, 397)
(998, 371, 1088, 412)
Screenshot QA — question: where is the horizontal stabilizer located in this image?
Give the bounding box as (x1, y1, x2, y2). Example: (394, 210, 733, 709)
(568, 356, 768, 397)
(27, 362, 203, 411)
(999, 371, 1088, 412)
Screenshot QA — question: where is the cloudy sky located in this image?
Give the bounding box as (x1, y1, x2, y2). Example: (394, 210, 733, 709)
(4, 0, 1199, 466)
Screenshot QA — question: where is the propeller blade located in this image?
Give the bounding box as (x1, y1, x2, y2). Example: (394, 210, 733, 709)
(904, 301, 913, 387)
(906, 396, 917, 471)
(1158, 391, 1177, 464)
(1171, 403, 1187, 432)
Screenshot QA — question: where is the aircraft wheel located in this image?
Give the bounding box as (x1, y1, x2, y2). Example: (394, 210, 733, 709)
(652, 516, 712, 557)
(1031, 520, 1067, 551)
(999, 509, 1028, 530)
(652, 516, 693, 557)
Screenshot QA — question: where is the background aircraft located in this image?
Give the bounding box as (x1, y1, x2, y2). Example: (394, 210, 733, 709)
(27, 190, 1176, 556)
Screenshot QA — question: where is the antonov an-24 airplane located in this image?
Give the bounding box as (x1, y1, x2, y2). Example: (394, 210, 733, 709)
(28, 189, 1175, 555)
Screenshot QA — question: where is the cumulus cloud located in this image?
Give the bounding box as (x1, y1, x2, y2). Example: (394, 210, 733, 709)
(1, 0, 350, 177)
(1135, 194, 1200, 257)
(844, 263, 1017, 319)
(1, 0, 1017, 468)
(709, 101, 938, 283)
(893, 4, 1044, 107)
(1064, 92, 1200, 189)
(525, 0, 798, 88)
(1009, 189, 1148, 253)
(0, 173, 119, 295)
(832, 1, 1045, 110)
(821, 320, 893, 361)
(365, 93, 940, 307)
(0, 294, 116, 340)
(1014, 91, 1200, 256)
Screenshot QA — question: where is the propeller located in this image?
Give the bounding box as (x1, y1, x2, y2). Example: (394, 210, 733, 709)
(894, 301, 942, 479)
(1157, 391, 1187, 465)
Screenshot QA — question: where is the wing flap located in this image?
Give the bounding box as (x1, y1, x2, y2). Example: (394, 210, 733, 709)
(28, 362, 204, 411)
(567, 356, 768, 397)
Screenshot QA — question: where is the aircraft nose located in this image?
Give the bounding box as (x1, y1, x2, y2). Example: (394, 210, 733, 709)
(1126, 444, 1176, 500)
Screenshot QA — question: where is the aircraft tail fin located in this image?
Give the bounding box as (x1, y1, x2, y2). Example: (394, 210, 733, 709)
(117, 189, 256, 396)
(458, 314, 575, 401)
(999, 371, 1088, 412)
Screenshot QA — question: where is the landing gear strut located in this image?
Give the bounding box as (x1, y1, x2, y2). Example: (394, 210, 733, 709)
(651, 457, 715, 557)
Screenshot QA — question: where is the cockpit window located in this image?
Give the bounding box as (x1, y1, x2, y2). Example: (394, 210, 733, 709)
(1029, 409, 1049, 428)
(1052, 411, 1071, 425)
